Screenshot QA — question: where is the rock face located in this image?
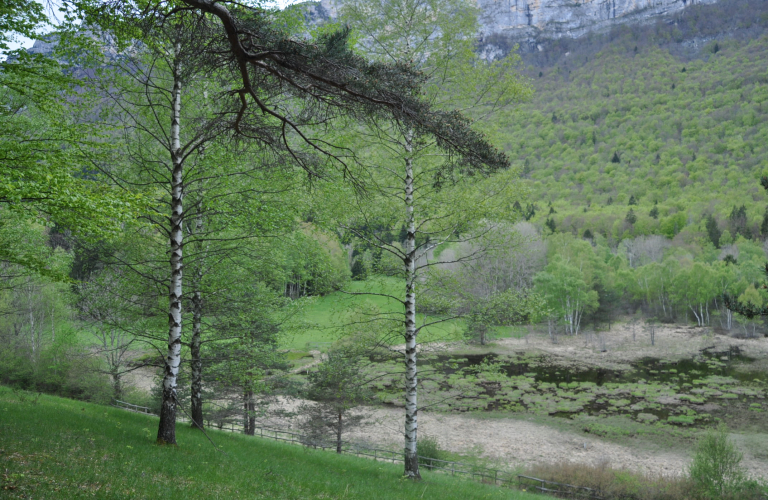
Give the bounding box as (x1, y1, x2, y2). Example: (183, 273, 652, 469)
(476, 0, 719, 39)
(312, 0, 720, 41)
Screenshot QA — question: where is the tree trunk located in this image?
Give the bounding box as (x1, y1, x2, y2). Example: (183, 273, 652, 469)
(248, 396, 256, 436)
(336, 411, 343, 454)
(190, 287, 203, 430)
(157, 43, 183, 446)
(112, 369, 122, 401)
(243, 391, 250, 435)
(190, 213, 204, 430)
(402, 139, 420, 480)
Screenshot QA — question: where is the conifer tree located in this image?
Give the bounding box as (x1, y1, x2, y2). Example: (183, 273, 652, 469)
(725, 177, 768, 317)
(706, 214, 721, 248)
(760, 206, 768, 239)
(649, 204, 659, 219)
(625, 208, 637, 225)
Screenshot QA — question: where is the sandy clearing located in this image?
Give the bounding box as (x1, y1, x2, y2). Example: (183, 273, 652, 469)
(256, 398, 768, 480)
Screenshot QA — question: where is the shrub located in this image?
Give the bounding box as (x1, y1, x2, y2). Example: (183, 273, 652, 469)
(418, 435, 443, 469)
(687, 424, 755, 499)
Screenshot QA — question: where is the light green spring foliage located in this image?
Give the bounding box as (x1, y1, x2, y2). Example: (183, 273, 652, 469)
(688, 424, 746, 498)
(0, 0, 46, 54)
(0, 59, 145, 277)
(0, 6, 147, 279)
(525, 231, 768, 327)
(330, 0, 531, 241)
(483, 37, 768, 241)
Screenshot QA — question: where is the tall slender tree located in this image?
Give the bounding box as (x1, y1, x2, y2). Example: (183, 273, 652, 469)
(334, 0, 530, 478)
(78, 0, 515, 447)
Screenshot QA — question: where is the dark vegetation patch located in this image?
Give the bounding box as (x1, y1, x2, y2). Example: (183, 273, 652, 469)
(364, 349, 767, 430)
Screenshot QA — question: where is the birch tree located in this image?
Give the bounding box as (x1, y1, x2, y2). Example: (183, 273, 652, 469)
(87, 13, 251, 443)
(78, 0, 515, 447)
(334, 0, 530, 478)
(534, 259, 598, 336)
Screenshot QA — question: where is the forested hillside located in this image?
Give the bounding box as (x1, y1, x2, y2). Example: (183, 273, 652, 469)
(485, 3, 768, 243)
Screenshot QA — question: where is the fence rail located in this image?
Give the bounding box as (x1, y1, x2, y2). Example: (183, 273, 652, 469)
(112, 399, 155, 415)
(111, 399, 605, 498)
(518, 475, 605, 500)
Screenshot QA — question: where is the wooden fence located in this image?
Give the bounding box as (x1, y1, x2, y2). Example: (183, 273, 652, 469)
(517, 475, 605, 500)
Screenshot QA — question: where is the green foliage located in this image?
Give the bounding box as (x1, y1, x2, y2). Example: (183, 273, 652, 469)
(705, 214, 721, 248)
(0, 33, 145, 278)
(625, 208, 637, 225)
(688, 424, 748, 498)
(0, 0, 46, 54)
(300, 347, 372, 450)
(480, 35, 768, 241)
(417, 435, 444, 466)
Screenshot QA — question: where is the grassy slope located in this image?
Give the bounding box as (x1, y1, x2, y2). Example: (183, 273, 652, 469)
(485, 32, 768, 241)
(0, 387, 543, 500)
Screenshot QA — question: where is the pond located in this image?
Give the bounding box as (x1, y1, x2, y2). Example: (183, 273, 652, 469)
(367, 347, 767, 427)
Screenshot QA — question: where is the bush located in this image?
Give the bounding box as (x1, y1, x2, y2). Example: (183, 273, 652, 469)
(418, 435, 443, 469)
(687, 424, 764, 499)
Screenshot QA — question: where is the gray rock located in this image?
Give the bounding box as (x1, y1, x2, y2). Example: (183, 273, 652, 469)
(308, 0, 721, 53)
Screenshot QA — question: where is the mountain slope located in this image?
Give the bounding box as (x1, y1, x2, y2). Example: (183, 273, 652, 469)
(485, 31, 768, 242)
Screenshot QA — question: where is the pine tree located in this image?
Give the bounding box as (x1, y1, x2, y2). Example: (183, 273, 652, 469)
(545, 218, 556, 233)
(706, 214, 722, 248)
(524, 203, 536, 221)
(628, 195, 637, 205)
(611, 152, 621, 163)
(625, 208, 637, 225)
(649, 205, 659, 219)
(583, 229, 594, 239)
(760, 206, 768, 239)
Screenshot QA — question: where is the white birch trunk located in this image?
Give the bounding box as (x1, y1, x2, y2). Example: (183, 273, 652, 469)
(402, 135, 420, 479)
(157, 43, 183, 445)
(689, 305, 700, 326)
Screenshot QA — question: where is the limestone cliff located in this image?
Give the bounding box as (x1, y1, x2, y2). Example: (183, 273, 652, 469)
(475, 0, 719, 40)
(311, 0, 720, 42)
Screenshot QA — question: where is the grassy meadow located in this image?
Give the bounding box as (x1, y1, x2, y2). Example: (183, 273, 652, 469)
(0, 386, 544, 500)
(283, 277, 471, 350)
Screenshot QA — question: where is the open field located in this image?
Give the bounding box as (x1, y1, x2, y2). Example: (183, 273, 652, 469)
(282, 277, 466, 349)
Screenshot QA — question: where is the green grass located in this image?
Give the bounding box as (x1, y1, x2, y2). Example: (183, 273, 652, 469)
(284, 277, 465, 349)
(0, 387, 545, 500)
